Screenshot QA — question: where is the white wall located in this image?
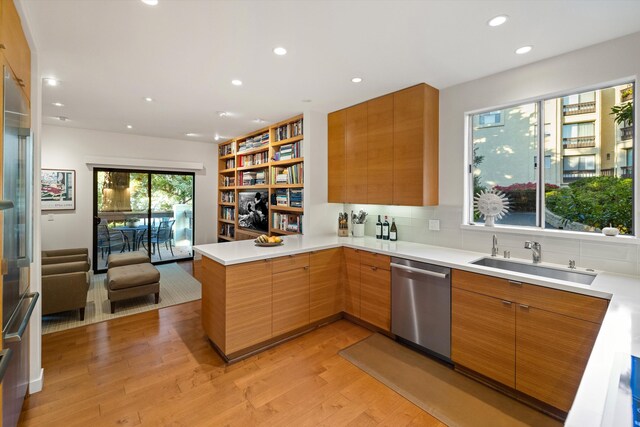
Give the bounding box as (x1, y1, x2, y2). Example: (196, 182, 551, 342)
(347, 31, 640, 276)
(41, 125, 217, 256)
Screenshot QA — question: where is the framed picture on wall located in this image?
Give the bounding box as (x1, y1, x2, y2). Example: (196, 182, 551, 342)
(41, 169, 76, 211)
(238, 190, 268, 232)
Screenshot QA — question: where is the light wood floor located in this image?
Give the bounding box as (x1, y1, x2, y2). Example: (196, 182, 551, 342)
(19, 300, 444, 426)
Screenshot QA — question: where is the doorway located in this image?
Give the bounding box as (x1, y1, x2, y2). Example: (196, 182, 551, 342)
(93, 168, 195, 272)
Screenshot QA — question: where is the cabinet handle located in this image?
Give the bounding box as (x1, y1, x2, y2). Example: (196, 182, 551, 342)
(371, 266, 377, 271)
(519, 304, 529, 309)
(0, 44, 5, 50)
(508, 280, 522, 285)
(303, 266, 309, 270)
(501, 300, 512, 306)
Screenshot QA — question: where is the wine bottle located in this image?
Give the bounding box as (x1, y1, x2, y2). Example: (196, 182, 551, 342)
(376, 215, 383, 239)
(382, 216, 390, 240)
(390, 218, 397, 241)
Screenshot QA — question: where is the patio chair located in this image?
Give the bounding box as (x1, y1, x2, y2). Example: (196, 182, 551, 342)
(150, 220, 175, 260)
(98, 223, 129, 259)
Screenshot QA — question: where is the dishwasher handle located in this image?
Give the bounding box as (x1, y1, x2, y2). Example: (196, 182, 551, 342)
(390, 262, 449, 279)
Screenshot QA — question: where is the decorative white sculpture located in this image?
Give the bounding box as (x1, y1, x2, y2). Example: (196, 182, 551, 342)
(474, 188, 510, 227)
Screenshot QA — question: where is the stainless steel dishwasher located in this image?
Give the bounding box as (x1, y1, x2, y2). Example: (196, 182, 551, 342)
(391, 257, 451, 361)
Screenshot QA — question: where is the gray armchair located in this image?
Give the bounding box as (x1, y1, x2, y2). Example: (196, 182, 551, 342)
(41, 249, 91, 320)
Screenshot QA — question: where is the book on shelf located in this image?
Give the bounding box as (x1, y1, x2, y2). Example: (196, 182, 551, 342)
(238, 151, 268, 167)
(221, 176, 235, 187)
(273, 140, 302, 161)
(271, 163, 303, 184)
(239, 170, 267, 186)
(237, 132, 269, 153)
(220, 223, 235, 238)
(272, 212, 303, 233)
(274, 119, 303, 142)
(224, 159, 235, 169)
(271, 188, 303, 208)
(221, 191, 235, 203)
(220, 206, 235, 220)
(219, 143, 235, 157)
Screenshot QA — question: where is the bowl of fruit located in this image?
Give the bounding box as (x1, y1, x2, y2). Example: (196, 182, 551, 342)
(254, 234, 283, 247)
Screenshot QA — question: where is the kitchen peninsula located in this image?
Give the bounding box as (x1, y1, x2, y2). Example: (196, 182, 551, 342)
(194, 234, 640, 426)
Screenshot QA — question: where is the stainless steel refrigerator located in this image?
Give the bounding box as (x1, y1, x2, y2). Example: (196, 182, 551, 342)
(1, 64, 38, 427)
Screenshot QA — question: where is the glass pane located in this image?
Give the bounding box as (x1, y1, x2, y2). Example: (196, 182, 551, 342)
(149, 173, 194, 263)
(545, 83, 634, 234)
(471, 102, 538, 226)
(96, 171, 149, 270)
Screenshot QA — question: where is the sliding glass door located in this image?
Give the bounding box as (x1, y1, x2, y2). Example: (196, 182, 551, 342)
(93, 168, 194, 272)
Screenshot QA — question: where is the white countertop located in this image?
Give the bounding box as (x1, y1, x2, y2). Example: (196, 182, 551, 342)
(194, 234, 640, 426)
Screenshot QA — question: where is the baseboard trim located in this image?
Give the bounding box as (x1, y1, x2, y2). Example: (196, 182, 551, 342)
(29, 368, 44, 394)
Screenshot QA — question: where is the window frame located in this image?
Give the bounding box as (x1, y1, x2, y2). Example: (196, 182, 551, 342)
(465, 80, 636, 237)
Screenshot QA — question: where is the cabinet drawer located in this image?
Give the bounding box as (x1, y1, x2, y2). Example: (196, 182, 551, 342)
(452, 269, 522, 302)
(272, 253, 310, 274)
(519, 284, 608, 324)
(359, 251, 390, 270)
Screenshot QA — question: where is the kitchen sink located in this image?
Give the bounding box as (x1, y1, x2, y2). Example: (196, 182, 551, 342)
(470, 257, 597, 285)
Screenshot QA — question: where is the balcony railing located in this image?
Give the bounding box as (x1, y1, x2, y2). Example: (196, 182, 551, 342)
(562, 136, 596, 149)
(621, 166, 633, 179)
(600, 168, 614, 177)
(562, 101, 596, 116)
(563, 170, 596, 182)
(621, 126, 633, 140)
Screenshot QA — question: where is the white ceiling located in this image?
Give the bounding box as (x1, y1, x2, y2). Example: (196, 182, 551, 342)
(21, 0, 640, 143)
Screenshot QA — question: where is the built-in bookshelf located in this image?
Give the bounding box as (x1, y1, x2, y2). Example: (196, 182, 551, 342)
(216, 114, 304, 242)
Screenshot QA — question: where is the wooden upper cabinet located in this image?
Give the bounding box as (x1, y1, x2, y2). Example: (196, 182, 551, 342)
(1, 0, 31, 101)
(367, 94, 394, 205)
(328, 110, 346, 203)
(393, 84, 438, 206)
(309, 249, 343, 323)
(345, 103, 368, 203)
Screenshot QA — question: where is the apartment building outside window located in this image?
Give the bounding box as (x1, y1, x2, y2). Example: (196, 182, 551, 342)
(470, 82, 634, 235)
(477, 111, 503, 127)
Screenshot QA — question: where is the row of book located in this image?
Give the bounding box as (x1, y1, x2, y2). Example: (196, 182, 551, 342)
(238, 132, 269, 153)
(219, 143, 235, 156)
(272, 163, 303, 185)
(238, 151, 268, 167)
(272, 188, 303, 208)
(274, 119, 303, 142)
(220, 206, 235, 220)
(273, 141, 302, 161)
(272, 213, 302, 233)
(220, 191, 235, 203)
(219, 223, 235, 238)
(224, 158, 235, 169)
(239, 170, 266, 186)
(221, 176, 235, 187)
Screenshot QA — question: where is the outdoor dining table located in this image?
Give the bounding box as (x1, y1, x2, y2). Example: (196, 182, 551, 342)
(113, 225, 149, 251)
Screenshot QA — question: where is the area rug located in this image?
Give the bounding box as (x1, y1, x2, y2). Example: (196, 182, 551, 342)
(339, 333, 561, 427)
(42, 263, 201, 334)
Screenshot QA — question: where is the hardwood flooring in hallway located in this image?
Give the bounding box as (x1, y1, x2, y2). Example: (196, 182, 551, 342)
(19, 300, 443, 426)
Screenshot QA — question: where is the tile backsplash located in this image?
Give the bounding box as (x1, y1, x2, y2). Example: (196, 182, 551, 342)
(344, 203, 640, 276)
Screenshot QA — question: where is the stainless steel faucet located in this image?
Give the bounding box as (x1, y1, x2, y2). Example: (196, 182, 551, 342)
(491, 234, 499, 257)
(524, 241, 542, 263)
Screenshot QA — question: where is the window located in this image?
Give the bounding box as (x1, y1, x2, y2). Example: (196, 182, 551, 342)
(477, 111, 503, 127)
(469, 82, 634, 235)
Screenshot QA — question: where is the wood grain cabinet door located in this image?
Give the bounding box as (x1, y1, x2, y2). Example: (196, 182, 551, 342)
(272, 266, 310, 336)
(451, 288, 516, 388)
(309, 249, 343, 323)
(367, 94, 394, 205)
(345, 103, 368, 203)
(359, 264, 391, 331)
(1, 0, 31, 100)
(226, 260, 273, 354)
(328, 110, 346, 203)
(343, 248, 361, 317)
(515, 305, 601, 412)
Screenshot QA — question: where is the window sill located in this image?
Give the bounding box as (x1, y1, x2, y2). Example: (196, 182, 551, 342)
(460, 223, 640, 245)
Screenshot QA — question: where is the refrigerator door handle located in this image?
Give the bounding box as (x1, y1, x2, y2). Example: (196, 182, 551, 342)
(0, 348, 13, 382)
(4, 292, 39, 343)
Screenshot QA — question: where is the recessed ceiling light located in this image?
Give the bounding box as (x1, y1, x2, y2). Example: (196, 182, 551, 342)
(231, 79, 243, 86)
(273, 47, 287, 56)
(218, 111, 229, 117)
(185, 133, 198, 137)
(351, 77, 363, 83)
(44, 78, 58, 87)
(144, 97, 153, 102)
(126, 125, 133, 129)
(254, 118, 267, 123)
(52, 102, 64, 107)
(214, 135, 221, 141)
(515, 45, 533, 55)
(488, 15, 508, 27)
(57, 116, 69, 122)
(141, 0, 158, 5)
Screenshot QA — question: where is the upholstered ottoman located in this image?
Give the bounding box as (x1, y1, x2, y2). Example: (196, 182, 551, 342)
(107, 263, 160, 313)
(107, 251, 150, 268)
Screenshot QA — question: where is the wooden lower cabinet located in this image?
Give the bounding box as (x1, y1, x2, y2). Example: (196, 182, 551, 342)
(451, 288, 516, 387)
(359, 264, 391, 331)
(309, 249, 343, 322)
(272, 262, 310, 336)
(343, 248, 361, 317)
(516, 306, 601, 412)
